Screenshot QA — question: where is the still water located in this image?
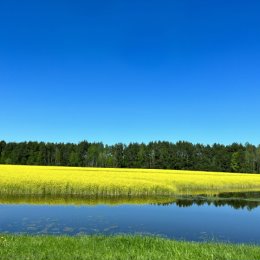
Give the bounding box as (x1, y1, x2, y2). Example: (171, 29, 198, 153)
(0, 199, 260, 244)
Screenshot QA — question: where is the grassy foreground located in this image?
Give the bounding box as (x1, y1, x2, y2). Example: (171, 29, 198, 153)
(0, 235, 259, 260)
(1, 165, 260, 197)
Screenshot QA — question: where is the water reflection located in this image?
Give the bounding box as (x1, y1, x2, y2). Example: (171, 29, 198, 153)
(0, 202, 260, 243)
(188, 199, 258, 210)
(0, 192, 260, 211)
(1, 192, 260, 243)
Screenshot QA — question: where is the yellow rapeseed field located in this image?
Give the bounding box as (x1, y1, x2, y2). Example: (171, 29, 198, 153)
(0, 164, 260, 197)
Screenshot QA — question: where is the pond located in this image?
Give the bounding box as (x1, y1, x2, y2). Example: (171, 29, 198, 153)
(0, 195, 260, 244)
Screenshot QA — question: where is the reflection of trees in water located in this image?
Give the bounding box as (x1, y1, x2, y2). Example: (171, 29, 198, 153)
(213, 199, 260, 210)
(1, 192, 260, 211)
(156, 192, 260, 210)
(161, 198, 260, 211)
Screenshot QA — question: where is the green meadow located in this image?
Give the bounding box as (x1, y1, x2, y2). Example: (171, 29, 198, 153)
(1, 235, 260, 260)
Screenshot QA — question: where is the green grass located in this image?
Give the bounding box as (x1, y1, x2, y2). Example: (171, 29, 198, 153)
(0, 235, 259, 260)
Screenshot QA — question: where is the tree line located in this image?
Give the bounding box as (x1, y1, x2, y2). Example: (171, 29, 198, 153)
(0, 140, 260, 173)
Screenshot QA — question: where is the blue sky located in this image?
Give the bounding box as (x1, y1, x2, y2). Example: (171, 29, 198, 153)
(0, 0, 260, 145)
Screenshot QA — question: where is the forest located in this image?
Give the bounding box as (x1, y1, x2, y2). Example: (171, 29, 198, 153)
(0, 140, 260, 173)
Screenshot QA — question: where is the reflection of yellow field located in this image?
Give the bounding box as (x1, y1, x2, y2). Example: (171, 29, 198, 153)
(1, 165, 260, 197)
(0, 195, 176, 206)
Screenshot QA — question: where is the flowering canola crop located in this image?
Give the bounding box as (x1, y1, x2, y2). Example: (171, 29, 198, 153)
(0, 165, 260, 197)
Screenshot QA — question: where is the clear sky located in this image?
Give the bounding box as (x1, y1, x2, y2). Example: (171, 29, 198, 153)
(0, 0, 260, 145)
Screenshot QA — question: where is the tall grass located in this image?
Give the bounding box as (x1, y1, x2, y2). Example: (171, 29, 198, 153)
(1, 235, 260, 260)
(1, 165, 260, 197)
